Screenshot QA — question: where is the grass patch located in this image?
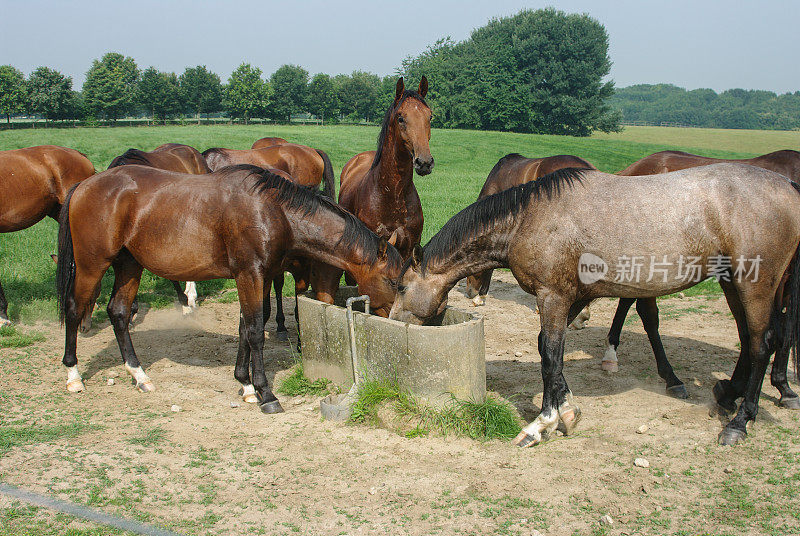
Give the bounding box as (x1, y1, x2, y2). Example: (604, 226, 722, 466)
(349, 378, 521, 440)
(0, 325, 45, 348)
(126, 427, 166, 447)
(277, 362, 331, 396)
(0, 421, 96, 457)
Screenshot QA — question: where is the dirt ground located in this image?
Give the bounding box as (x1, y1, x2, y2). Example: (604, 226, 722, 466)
(1, 271, 799, 535)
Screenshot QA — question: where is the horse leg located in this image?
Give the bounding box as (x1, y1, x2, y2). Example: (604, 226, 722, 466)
(63, 264, 109, 392)
(235, 271, 283, 414)
(718, 294, 776, 445)
(568, 305, 591, 330)
(770, 344, 800, 409)
(185, 281, 197, 310)
(602, 298, 635, 372)
(636, 298, 687, 399)
(0, 279, 10, 327)
(108, 253, 152, 392)
(273, 273, 288, 341)
(170, 280, 192, 316)
(235, 311, 257, 403)
(714, 281, 752, 414)
(467, 269, 493, 307)
(514, 293, 580, 447)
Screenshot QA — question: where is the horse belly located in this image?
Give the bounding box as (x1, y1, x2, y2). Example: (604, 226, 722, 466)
(0, 173, 54, 232)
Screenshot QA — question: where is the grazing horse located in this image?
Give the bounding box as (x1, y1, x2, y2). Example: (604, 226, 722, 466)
(464, 154, 596, 309)
(251, 137, 289, 149)
(0, 145, 95, 325)
(56, 165, 401, 413)
(390, 164, 800, 447)
(108, 143, 211, 315)
(603, 149, 800, 407)
(202, 143, 336, 340)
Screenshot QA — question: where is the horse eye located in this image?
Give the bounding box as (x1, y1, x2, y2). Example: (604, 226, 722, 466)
(398, 284, 407, 294)
(397, 116, 405, 124)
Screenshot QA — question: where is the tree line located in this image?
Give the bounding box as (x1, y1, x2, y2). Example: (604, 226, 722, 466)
(0, 54, 400, 125)
(609, 84, 800, 131)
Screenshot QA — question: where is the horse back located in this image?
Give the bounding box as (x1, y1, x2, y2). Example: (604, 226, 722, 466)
(479, 154, 594, 199)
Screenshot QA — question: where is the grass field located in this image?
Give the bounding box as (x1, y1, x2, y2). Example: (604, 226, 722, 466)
(1, 124, 795, 323)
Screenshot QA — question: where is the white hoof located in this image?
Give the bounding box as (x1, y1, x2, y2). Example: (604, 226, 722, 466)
(185, 282, 198, 309)
(602, 342, 619, 372)
(241, 384, 258, 404)
(471, 295, 485, 307)
(136, 381, 156, 393)
(65, 366, 84, 392)
(181, 305, 193, 316)
(125, 364, 154, 392)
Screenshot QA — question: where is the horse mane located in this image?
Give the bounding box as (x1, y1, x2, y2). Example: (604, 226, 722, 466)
(108, 148, 152, 169)
(371, 90, 429, 169)
(230, 164, 401, 269)
(420, 167, 588, 272)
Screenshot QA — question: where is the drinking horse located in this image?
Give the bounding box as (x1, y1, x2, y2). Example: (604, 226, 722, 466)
(0, 145, 95, 325)
(202, 143, 335, 339)
(56, 165, 401, 412)
(603, 149, 800, 407)
(390, 164, 800, 447)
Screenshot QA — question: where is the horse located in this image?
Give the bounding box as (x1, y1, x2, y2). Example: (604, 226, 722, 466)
(251, 137, 289, 149)
(108, 143, 211, 315)
(0, 145, 95, 326)
(390, 164, 800, 447)
(202, 143, 336, 340)
(464, 154, 596, 312)
(602, 149, 800, 407)
(56, 164, 401, 414)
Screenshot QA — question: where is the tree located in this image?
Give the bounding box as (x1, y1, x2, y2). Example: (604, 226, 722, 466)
(82, 52, 139, 120)
(180, 65, 222, 117)
(138, 67, 184, 120)
(306, 73, 338, 122)
(0, 65, 27, 123)
(337, 71, 381, 122)
(222, 63, 270, 123)
(268, 64, 309, 121)
(27, 67, 74, 121)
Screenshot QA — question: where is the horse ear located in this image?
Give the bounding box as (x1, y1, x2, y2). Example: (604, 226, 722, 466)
(418, 75, 428, 98)
(377, 238, 389, 258)
(395, 77, 405, 102)
(410, 244, 422, 268)
(387, 229, 399, 246)
(50, 254, 58, 264)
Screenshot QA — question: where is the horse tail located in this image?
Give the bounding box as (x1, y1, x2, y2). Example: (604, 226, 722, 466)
(56, 184, 79, 324)
(782, 182, 800, 379)
(316, 149, 335, 199)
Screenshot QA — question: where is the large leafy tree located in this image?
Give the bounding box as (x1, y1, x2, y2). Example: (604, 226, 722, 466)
(222, 63, 270, 123)
(138, 67, 184, 120)
(402, 8, 621, 135)
(82, 52, 139, 120)
(27, 67, 74, 121)
(268, 64, 309, 121)
(0, 65, 27, 123)
(179, 65, 222, 117)
(336, 71, 381, 122)
(306, 73, 338, 122)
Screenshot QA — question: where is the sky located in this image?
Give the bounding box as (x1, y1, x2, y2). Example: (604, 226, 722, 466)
(1, 0, 797, 93)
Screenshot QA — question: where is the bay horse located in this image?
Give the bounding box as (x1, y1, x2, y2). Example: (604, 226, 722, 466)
(464, 154, 596, 312)
(0, 145, 95, 326)
(603, 149, 800, 407)
(251, 137, 289, 149)
(108, 143, 211, 315)
(202, 143, 336, 340)
(390, 164, 800, 447)
(56, 164, 401, 413)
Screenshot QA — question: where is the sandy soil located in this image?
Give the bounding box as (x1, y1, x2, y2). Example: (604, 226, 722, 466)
(1, 271, 799, 535)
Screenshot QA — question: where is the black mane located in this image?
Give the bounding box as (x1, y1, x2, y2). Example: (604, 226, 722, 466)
(230, 165, 401, 269)
(371, 90, 429, 169)
(421, 167, 588, 272)
(108, 148, 152, 169)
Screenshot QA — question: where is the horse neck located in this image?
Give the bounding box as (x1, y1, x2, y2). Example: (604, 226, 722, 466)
(372, 124, 414, 198)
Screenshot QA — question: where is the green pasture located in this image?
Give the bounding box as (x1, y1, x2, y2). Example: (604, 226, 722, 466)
(1, 124, 794, 323)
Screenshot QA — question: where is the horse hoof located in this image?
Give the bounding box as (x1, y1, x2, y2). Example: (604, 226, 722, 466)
(66, 379, 85, 393)
(778, 396, 800, 410)
(181, 305, 193, 316)
(666, 384, 689, 399)
(601, 360, 618, 372)
(259, 399, 284, 414)
(718, 427, 747, 446)
(136, 381, 156, 393)
(512, 431, 538, 448)
(471, 295, 485, 307)
(560, 406, 582, 435)
(275, 330, 289, 342)
(0, 317, 12, 328)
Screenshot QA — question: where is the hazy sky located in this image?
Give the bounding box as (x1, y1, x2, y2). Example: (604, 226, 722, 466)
(1, 0, 797, 93)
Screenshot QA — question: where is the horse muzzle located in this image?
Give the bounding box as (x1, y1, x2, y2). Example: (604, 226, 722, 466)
(414, 156, 434, 176)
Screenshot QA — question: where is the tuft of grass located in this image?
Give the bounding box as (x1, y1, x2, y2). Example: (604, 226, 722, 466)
(277, 362, 331, 396)
(0, 325, 45, 348)
(349, 378, 522, 440)
(126, 427, 166, 447)
(0, 421, 96, 457)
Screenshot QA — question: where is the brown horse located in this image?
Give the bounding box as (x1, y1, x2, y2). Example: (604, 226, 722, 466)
(251, 137, 289, 149)
(202, 143, 335, 340)
(390, 164, 800, 447)
(56, 164, 401, 413)
(0, 145, 95, 325)
(603, 149, 800, 407)
(465, 154, 596, 307)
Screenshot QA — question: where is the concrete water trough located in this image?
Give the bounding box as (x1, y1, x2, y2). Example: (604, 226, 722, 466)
(298, 287, 486, 408)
